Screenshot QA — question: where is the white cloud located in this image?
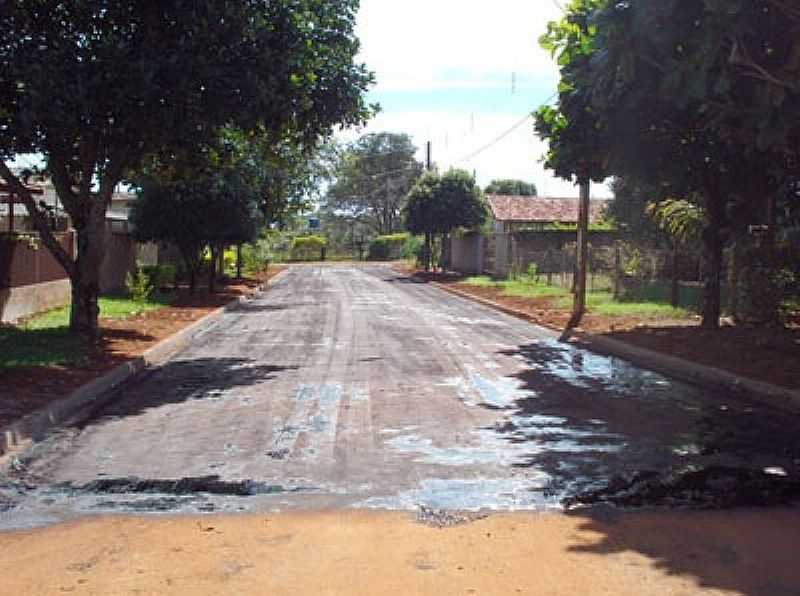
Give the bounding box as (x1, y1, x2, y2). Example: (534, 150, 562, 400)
(356, 1, 563, 92)
(343, 110, 612, 198)
(345, 1, 613, 198)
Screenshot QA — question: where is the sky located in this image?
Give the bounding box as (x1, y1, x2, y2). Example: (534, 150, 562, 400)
(345, 0, 612, 198)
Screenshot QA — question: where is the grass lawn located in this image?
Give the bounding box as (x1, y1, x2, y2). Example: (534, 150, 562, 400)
(0, 294, 172, 369)
(462, 276, 689, 319)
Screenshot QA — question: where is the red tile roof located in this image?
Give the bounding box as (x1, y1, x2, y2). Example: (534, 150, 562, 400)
(487, 195, 609, 224)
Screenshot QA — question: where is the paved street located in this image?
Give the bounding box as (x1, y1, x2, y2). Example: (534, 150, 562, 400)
(3, 265, 799, 527)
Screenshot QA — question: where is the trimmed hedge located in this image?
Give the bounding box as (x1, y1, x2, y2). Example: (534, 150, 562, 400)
(367, 233, 409, 261)
(290, 235, 327, 261)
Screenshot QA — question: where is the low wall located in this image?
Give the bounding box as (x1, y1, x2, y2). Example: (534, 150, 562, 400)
(450, 232, 483, 275)
(0, 278, 71, 323)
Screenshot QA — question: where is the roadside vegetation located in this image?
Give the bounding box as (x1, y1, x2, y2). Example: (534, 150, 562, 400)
(461, 274, 688, 319)
(0, 295, 172, 369)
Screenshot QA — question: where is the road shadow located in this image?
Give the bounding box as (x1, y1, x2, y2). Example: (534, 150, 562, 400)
(99, 328, 157, 344)
(492, 339, 800, 504)
(227, 302, 292, 314)
(563, 507, 800, 596)
(82, 357, 297, 424)
(382, 276, 427, 285)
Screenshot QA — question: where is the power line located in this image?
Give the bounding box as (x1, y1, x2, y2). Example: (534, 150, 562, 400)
(452, 113, 533, 165)
(449, 90, 560, 167)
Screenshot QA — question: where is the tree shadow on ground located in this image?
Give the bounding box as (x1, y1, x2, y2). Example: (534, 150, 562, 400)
(491, 339, 800, 502)
(82, 357, 297, 424)
(491, 339, 800, 595)
(598, 323, 800, 390)
(0, 325, 86, 369)
(381, 276, 427, 285)
(563, 507, 800, 596)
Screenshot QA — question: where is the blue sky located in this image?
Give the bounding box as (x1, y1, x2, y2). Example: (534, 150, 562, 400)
(346, 0, 612, 197)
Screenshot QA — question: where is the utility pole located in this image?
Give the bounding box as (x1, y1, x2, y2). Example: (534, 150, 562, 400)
(426, 141, 432, 171)
(565, 179, 590, 333)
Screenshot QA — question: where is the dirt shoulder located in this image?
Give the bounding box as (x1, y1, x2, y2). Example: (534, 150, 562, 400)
(1, 508, 798, 595)
(0, 266, 285, 428)
(410, 270, 800, 392)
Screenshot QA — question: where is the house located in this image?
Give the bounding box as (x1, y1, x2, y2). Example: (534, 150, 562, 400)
(487, 194, 610, 233)
(449, 194, 616, 277)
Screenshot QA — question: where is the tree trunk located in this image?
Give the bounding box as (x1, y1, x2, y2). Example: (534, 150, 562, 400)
(566, 180, 590, 331)
(236, 244, 243, 279)
(68, 204, 106, 337)
(728, 240, 739, 319)
(208, 245, 219, 294)
(701, 193, 725, 329)
(670, 245, 680, 308)
(424, 232, 432, 271)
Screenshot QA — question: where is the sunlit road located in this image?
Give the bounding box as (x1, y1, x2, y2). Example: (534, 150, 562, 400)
(2, 264, 799, 528)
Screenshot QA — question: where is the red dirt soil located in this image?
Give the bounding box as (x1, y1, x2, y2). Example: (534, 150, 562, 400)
(0, 267, 285, 428)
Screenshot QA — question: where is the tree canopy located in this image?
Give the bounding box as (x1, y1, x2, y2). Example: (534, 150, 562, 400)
(484, 179, 538, 196)
(0, 0, 374, 334)
(324, 132, 424, 235)
(404, 169, 487, 270)
(534, 0, 800, 328)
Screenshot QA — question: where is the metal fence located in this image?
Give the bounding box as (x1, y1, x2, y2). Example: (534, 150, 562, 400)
(510, 242, 709, 310)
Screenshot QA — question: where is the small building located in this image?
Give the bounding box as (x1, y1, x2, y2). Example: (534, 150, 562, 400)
(449, 194, 616, 278)
(487, 195, 610, 233)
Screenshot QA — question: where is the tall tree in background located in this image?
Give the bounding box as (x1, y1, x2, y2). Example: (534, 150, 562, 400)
(0, 0, 373, 336)
(535, 0, 798, 328)
(324, 132, 424, 235)
(404, 170, 487, 271)
(485, 179, 538, 196)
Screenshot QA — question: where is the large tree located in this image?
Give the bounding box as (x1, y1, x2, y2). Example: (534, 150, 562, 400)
(0, 1, 373, 336)
(535, 0, 797, 328)
(131, 168, 260, 293)
(324, 132, 424, 235)
(485, 179, 538, 196)
(404, 169, 487, 271)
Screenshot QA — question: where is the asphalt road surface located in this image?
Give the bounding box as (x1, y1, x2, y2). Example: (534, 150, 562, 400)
(2, 265, 799, 528)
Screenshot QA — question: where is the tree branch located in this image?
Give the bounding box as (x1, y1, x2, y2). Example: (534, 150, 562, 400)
(0, 160, 76, 277)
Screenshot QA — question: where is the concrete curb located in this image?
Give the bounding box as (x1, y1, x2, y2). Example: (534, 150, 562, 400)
(0, 269, 290, 460)
(430, 279, 800, 413)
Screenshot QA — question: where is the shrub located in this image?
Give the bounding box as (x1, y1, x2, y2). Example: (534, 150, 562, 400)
(142, 264, 176, 289)
(367, 233, 409, 261)
(290, 235, 327, 261)
(241, 238, 272, 274)
(125, 261, 155, 302)
(401, 235, 423, 259)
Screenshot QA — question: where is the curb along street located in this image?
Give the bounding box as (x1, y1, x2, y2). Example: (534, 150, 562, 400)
(0, 269, 290, 462)
(430, 279, 800, 414)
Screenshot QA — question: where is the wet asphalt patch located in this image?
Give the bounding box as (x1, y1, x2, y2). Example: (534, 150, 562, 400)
(564, 465, 800, 510)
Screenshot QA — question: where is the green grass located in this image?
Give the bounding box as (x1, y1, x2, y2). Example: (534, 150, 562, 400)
(0, 294, 173, 369)
(555, 291, 688, 318)
(462, 275, 689, 319)
(463, 275, 568, 299)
